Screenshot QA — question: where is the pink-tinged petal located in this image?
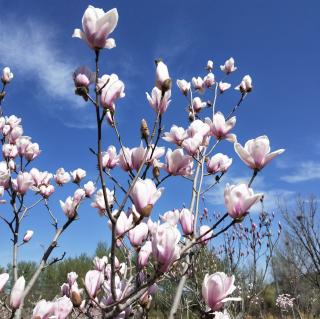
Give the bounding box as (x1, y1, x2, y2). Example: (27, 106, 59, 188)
(0, 273, 9, 292)
(10, 276, 25, 309)
(96, 8, 119, 35)
(104, 38, 116, 49)
(242, 193, 263, 212)
(225, 116, 236, 130)
(223, 275, 236, 295)
(202, 274, 210, 302)
(249, 136, 270, 168)
(225, 133, 237, 143)
(234, 143, 254, 168)
(221, 297, 242, 303)
(264, 149, 285, 166)
(72, 29, 87, 41)
(82, 6, 97, 37)
(150, 187, 164, 206)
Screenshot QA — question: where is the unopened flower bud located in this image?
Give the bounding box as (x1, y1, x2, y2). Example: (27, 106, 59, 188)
(206, 60, 213, 71)
(2, 67, 13, 84)
(23, 230, 34, 243)
(140, 119, 149, 140)
(71, 290, 82, 307)
(188, 112, 195, 122)
(153, 165, 160, 179)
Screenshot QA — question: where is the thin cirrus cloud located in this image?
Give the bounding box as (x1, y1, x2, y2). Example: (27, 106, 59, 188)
(280, 161, 320, 183)
(0, 18, 142, 129)
(0, 19, 80, 106)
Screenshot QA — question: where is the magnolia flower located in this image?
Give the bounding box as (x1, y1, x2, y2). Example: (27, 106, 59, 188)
(130, 143, 164, 171)
(235, 75, 253, 93)
(147, 218, 159, 234)
(60, 196, 77, 219)
(85, 270, 104, 297)
(199, 225, 213, 245)
(202, 272, 240, 311)
(67, 272, 78, 287)
(60, 283, 70, 298)
(118, 147, 133, 171)
(24, 143, 40, 161)
(138, 241, 152, 268)
(187, 119, 210, 138)
(52, 168, 70, 186)
(2, 144, 18, 159)
(73, 66, 95, 88)
(29, 168, 51, 187)
(12, 172, 33, 194)
(91, 188, 115, 215)
(8, 126, 23, 144)
(16, 136, 31, 156)
(53, 296, 73, 319)
(181, 134, 203, 155)
(155, 60, 171, 92)
(220, 57, 237, 74)
(83, 181, 96, 197)
(0, 273, 9, 292)
(0, 161, 10, 188)
(39, 185, 55, 198)
(130, 178, 163, 217)
(129, 222, 149, 246)
(192, 76, 205, 93)
(234, 135, 285, 170)
(100, 74, 125, 111)
(205, 112, 236, 142)
(176, 79, 190, 95)
(37, 184, 54, 198)
(32, 299, 54, 319)
(102, 145, 119, 169)
(113, 210, 133, 237)
(6, 115, 21, 128)
(179, 208, 194, 235)
(160, 210, 180, 226)
(73, 6, 118, 50)
(218, 81, 231, 93)
(161, 148, 193, 176)
(162, 125, 187, 146)
(8, 159, 15, 172)
(1, 67, 13, 84)
(71, 168, 86, 183)
(207, 60, 214, 71)
(37, 185, 55, 198)
(73, 188, 86, 204)
(2, 124, 11, 135)
(207, 153, 232, 174)
(204, 73, 215, 88)
(128, 205, 141, 223)
(146, 87, 171, 114)
(224, 183, 263, 219)
(10, 276, 25, 309)
(192, 97, 207, 113)
(152, 222, 180, 272)
(23, 230, 34, 243)
(93, 256, 108, 271)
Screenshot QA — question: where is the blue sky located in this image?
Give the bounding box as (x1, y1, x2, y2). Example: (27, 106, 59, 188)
(0, 0, 319, 266)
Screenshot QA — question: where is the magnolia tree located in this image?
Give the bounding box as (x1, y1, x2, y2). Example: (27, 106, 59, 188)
(0, 5, 285, 319)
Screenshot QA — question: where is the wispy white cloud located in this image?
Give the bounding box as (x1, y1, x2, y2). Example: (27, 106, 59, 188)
(0, 19, 81, 106)
(0, 17, 101, 128)
(280, 161, 320, 183)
